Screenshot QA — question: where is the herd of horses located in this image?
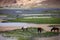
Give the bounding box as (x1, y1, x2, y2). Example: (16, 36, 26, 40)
(0, 26, 59, 34)
(21, 27, 60, 33)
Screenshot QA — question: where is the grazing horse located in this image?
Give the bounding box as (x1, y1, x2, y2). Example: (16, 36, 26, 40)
(21, 27, 28, 31)
(37, 28, 42, 33)
(21, 27, 24, 31)
(51, 27, 59, 32)
(25, 28, 28, 31)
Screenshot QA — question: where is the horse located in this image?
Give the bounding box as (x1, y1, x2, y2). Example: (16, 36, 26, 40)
(37, 28, 42, 33)
(51, 27, 59, 32)
(21, 27, 24, 31)
(21, 27, 28, 31)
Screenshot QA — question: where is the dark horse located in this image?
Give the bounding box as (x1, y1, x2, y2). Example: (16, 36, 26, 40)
(51, 27, 59, 32)
(21, 27, 24, 31)
(37, 28, 42, 33)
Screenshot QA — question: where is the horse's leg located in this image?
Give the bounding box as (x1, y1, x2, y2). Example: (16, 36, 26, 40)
(51, 29, 52, 32)
(57, 29, 59, 32)
(38, 29, 40, 33)
(54, 30, 55, 32)
(37, 29, 39, 33)
(25, 28, 28, 31)
(37, 28, 39, 33)
(40, 29, 42, 33)
(40, 30, 41, 33)
(22, 28, 24, 31)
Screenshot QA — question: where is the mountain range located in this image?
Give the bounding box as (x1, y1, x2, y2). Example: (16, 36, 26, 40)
(0, 0, 60, 8)
(0, 8, 60, 15)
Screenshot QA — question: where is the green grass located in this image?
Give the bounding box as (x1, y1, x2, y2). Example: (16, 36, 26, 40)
(8, 18, 60, 24)
(0, 28, 60, 40)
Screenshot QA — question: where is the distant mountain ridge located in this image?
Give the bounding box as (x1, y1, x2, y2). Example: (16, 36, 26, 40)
(0, 8, 60, 14)
(0, 0, 60, 8)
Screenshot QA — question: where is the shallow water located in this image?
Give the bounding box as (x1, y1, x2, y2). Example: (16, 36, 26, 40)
(0, 22, 37, 28)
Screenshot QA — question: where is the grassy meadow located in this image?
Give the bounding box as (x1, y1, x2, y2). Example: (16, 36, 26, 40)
(0, 28, 60, 40)
(0, 9, 60, 24)
(0, 9, 60, 40)
(8, 18, 60, 24)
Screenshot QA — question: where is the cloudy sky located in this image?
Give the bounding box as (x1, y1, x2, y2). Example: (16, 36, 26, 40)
(0, 0, 60, 8)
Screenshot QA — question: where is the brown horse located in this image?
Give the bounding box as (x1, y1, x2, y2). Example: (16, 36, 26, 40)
(51, 27, 59, 32)
(21, 27, 24, 31)
(37, 28, 42, 33)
